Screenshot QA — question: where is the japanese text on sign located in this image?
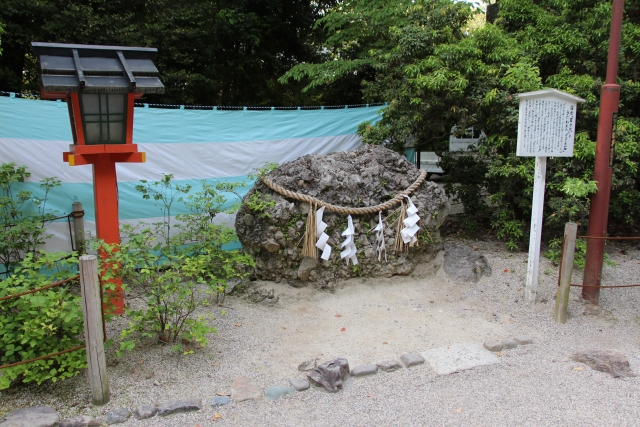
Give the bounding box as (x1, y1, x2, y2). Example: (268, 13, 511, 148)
(516, 99, 576, 157)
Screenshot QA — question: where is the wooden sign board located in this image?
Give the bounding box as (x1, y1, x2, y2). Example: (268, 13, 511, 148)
(516, 89, 584, 157)
(516, 88, 584, 307)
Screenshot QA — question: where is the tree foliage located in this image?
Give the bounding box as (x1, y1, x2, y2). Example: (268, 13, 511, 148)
(283, 0, 640, 246)
(0, 0, 349, 106)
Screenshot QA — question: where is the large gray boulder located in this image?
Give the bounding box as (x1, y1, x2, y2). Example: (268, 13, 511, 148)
(235, 145, 449, 289)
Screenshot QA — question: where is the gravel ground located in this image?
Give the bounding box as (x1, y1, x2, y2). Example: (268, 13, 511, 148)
(1, 238, 639, 427)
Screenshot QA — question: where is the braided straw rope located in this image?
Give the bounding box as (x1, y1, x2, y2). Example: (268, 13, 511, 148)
(259, 169, 427, 215)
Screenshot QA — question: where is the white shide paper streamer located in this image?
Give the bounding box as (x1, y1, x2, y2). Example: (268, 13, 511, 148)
(315, 206, 332, 260)
(340, 215, 358, 266)
(373, 211, 387, 262)
(401, 196, 420, 245)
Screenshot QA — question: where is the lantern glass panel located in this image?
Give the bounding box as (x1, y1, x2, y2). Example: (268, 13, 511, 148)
(80, 93, 126, 144)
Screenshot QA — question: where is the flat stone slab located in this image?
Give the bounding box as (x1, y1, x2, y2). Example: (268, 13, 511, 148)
(59, 415, 102, 427)
(157, 399, 202, 416)
(571, 350, 636, 378)
(351, 364, 378, 377)
(231, 376, 262, 401)
(0, 406, 60, 427)
(133, 405, 157, 420)
(376, 360, 403, 372)
(400, 353, 425, 368)
(289, 378, 310, 391)
(265, 386, 295, 400)
(421, 343, 501, 375)
(106, 407, 130, 424)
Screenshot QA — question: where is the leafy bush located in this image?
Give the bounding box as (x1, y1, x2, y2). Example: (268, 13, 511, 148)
(545, 238, 615, 269)
(0, 251, 84, 389)
(99, 176, 254, 356)
(1, 163, 61, 276)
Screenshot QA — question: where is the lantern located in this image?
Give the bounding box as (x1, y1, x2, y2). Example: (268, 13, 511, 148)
(31, 42, 165, 313)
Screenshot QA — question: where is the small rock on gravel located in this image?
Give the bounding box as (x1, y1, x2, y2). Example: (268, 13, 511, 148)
(376, 360, 403, 372)
(484, 340, 504, 352)
(502, 338, 518, 349)
(265, 386, 295, 400)
(351, 364, 378, 377)
(157, 399, 202, 416)
(0, 406, 60, 427)
(443, 244, 492, 284)
(571, 350, 636, 378)
(231, 376, 262, 402)
(106, 407, 130, 424)
(514, 335, 534, 345)
(210, 396, 231, 406)
(400, 353, 425, 368)
(58, 415, 101, 427)
(289, 378, 310, 391)
(133, 405, 157, 420)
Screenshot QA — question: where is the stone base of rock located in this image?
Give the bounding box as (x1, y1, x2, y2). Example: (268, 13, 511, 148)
(422, 343, 501, 375)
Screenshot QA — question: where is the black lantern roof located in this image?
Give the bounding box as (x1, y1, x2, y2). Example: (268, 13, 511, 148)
(31, 42, 164, 94)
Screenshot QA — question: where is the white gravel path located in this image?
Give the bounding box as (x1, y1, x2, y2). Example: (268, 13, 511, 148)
(1, 239, 639, 426)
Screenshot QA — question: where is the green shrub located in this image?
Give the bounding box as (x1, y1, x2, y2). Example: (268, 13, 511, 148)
(99, 176, 254, 356)
(0, 251, 84, 389)
(1, 163, 61, 275)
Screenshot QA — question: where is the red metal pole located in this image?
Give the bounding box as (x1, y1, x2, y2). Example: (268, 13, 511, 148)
(93, 154, 125, 314)
(582, 0, 625, 305)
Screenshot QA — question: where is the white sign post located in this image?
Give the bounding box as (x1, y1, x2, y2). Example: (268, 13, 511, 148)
(516, 89, 585, 307)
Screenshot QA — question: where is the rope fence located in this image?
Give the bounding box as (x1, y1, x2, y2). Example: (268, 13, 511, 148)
(1, 210, 83, 278)
(0, 270, 106, 371)
(558, 232, 640, 290)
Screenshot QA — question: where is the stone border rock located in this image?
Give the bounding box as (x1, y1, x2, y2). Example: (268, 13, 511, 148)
(483, 335, 534, 353)
(17, 336, 621, 427)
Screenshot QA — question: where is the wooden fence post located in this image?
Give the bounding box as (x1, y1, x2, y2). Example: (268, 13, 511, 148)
(72, 202, 85, 255)
(79, 255, 110, 405)
(554, 222, 578, 324)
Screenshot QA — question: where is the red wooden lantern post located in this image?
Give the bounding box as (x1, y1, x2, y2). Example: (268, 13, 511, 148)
(32, 42, 164, 314)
